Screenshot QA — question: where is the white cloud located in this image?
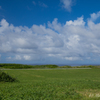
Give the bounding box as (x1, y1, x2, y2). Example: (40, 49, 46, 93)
(15, 55, 22, 60)
(90, 11, 100, 21)
(7, 55, 31, 61)
(0, 19, 9, 32)
(1, 11, 100, 62)
(60, 0, 73, 12)
(67, 35, 80, 49)
(48, 18, 62, 32)
(23, 55, 31, 60)
(64, 57, 81, 61)
(65, 16, 85, 26)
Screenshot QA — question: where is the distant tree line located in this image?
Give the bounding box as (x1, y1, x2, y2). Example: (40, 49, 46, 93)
(0, 63, 100, 69)
(0, 64, 58, 69)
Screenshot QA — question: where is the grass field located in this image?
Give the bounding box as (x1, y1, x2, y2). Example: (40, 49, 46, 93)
(0, 69, 100, 100)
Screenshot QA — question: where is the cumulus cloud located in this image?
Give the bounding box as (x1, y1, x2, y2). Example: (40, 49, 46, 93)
(60, 0, 74, 12)
(90, 11, 100, 21)
(65, 16, 85, 26)
(1, 11, 100, 63)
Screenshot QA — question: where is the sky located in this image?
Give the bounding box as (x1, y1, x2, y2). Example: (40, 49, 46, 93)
(0, 0, 100, 65)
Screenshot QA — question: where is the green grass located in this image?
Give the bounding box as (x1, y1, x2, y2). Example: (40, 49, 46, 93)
(0, 69, 100, 100)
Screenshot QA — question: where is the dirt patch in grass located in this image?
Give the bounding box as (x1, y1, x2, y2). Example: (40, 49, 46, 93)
(78, 89, 100, 98)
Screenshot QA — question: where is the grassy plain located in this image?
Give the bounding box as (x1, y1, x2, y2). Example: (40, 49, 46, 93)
(0, 68, 100, 100)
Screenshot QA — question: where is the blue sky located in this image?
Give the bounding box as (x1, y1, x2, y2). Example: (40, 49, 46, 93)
(0, 0, 100, 65)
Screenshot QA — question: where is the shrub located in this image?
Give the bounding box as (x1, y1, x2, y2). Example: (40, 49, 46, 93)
(60, 65, 72, 68)
(0, 71, 17, 82)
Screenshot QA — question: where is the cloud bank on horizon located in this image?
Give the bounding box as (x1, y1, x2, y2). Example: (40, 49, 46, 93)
(0, 11, 100, 63)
